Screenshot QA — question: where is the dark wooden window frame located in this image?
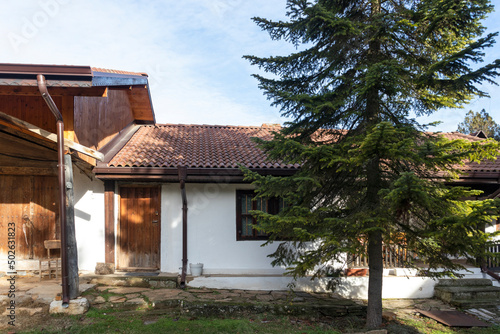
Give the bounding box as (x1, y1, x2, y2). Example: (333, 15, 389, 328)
(236, 190, 281, 241)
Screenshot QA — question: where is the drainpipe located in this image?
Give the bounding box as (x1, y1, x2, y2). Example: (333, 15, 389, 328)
(481, 265, 500, 282)
(178, 166, 188, 288)
(37, 74, 70, 307)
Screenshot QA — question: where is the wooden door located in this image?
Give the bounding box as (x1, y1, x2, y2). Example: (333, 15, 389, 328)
(118, 186, 160, 270)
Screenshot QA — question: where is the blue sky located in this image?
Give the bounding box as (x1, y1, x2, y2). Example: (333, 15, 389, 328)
(1, 0, 499, 132)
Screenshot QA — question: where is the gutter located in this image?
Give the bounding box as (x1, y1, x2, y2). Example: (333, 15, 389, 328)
(37, 74, 70, 307)
(178, 166, 188, 288)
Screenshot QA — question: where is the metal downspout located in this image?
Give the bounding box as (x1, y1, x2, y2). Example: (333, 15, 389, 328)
(37, 75, 70, 307)
(481, 265, 500, 282)
(178, 166, 188, 288)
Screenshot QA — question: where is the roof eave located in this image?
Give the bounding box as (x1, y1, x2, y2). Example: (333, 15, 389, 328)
(93, 166, 298, 183)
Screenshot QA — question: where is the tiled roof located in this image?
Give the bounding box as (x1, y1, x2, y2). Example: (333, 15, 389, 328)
(107, 125, 500, 173)
(0, 64, 147, 87)
(440, 132, 482, 141)
(91, 67, 147, 77)
(464, 160, 500, 173)
(108, 124, 299, 169)
(439, 132, 500, 173)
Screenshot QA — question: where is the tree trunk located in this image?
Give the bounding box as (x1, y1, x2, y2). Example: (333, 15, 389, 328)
(366, 229, 383, 328)
(365, 0, 383, 328)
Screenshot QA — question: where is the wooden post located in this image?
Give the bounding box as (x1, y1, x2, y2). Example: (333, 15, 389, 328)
(64, 154, 79, 299)
(104, 181, 115, 264)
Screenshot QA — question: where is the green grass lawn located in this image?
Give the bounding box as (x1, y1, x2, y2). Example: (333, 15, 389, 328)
(15, 307, 500, 334)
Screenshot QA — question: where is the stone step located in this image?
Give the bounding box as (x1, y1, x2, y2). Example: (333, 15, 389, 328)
(434, 278, 500, 309)
(446, 298, 500, 309)
(435, 286, 500, 303)
(147, 299, 367, 318)
(83, 275, 178, 289)
(436, 279, 493, 287)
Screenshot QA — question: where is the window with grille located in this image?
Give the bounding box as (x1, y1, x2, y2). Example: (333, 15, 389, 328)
(236, 190, 283, 241)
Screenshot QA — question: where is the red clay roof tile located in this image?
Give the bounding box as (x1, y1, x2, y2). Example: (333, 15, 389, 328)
(107, 126, 499, 173)
(108, 124, 299, 169)
(440, 132, 500, 173)
(91, 67, 147, 77)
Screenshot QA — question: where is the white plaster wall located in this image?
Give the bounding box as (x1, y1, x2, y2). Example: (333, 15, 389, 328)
(187, 276, 437, 299)
(161, 183, 285, 275)
(73, 169, 105, 271)
(485, 221, 498, 234)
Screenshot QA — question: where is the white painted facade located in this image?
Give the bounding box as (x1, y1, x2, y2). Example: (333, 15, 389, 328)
(61, 178, 286, 275)
(73, 169, 105, 271)
(161, 183, 285, 275)
(12, 173, 498, 300)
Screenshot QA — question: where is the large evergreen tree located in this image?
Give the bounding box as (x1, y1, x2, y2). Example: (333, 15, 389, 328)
(244, 0, 500, 328)
(457, 109, 500, 140)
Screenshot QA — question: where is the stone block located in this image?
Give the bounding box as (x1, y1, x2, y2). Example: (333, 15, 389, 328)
(148, 279, 177, 289)
(95, 263, 115, 275)
(79, 283, 96, 294)
(93, 296, 106, 304)
(49, 297, 89, 315)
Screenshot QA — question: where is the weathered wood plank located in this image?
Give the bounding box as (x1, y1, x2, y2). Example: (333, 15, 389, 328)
(0, 175, 58, 260)
(64, 154, 79, 299)
(75, 89, 135, 150)
(104, 181, 115, 264)
(0, 111, 104, 161)
(0, 95, 57, 133)
(0, 167, 57, 175)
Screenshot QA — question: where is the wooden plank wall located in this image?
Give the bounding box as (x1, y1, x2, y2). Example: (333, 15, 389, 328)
(0, 175, 59, 260)
(74, 89, 135, 151)
(0, 96, 59, 134)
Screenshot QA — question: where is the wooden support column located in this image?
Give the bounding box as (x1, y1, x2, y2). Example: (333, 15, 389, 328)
(64, 154, 79, 299)
(104, 180, 115, 264)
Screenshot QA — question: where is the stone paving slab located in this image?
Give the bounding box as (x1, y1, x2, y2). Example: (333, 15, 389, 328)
(142, 288, 183, 302)
(5, 275, 500, 325)
(106, 286, 151, 294)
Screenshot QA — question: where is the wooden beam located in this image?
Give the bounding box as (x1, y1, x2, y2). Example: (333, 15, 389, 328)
(0, 111, 104, 161)
(64, 154, 79, 299)
(0, 85, 108, 97)
(104, 181, 116, 264)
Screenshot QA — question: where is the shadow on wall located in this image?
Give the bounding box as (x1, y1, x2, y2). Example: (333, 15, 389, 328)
(75, 208, 91, 221)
